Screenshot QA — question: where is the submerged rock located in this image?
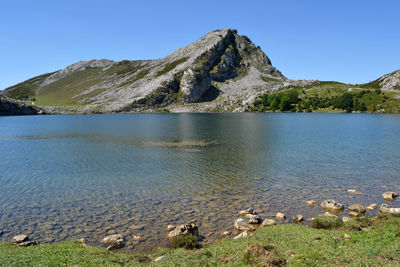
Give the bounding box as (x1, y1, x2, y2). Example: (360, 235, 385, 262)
(261, 219, 276, 227)
(321, 199, 344, 212)
(348, 204, 366, 217)
(234, 218, 255, 231)
(167, 221, 199, 239)
(11, 235, 28, 243)
(248, 215, 262, 224)
(382, 192, 398, 201)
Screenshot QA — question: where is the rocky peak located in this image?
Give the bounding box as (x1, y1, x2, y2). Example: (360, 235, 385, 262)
(376, 70, 400, 91)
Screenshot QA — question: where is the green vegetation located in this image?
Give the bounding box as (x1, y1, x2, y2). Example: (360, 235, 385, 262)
(251, 82, 400, 113)
(1, 215, 400, 266)
(313, 216, 344, 229)
(155, 57, 188, 77)
(170, 234, 198, 249)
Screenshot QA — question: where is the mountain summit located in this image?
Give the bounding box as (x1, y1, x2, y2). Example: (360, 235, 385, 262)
(4, 29, 291, 112)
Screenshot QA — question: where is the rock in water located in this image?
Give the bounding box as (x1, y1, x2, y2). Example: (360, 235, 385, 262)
(239, 208, 256, 215)
(382, 192, 398, 201)
(321, 199, 344, 212)
(261, 219, 276, 227)
(293, 214, 304, 223)
(234, 218, 255, 231)
(276, 212, 285, 220)
(366, 204, 377, 210)
(11, 235, 28, 243)
(322, 212, 338, 217)
(347, 189, 361, 194)
(167, 222, 199, 239)
(107, 241, 125, 251)
(248, 215, 262, 224)
(348, 204, 366, 217)
(306, 200, 317, 206)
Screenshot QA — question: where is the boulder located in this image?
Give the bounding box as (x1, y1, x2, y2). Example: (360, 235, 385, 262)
(261, 219, 276, 227)
(101, 234, 123, 244)
(276, 212, 285, 220)
(293, 214, 304, 223)
(248, 215, 262, 224)
(379, 204, 400, 215)
(321, 199, 344, 212)
(239, 208, 256, 215)
(234, 218, 255, 231)
(382, 192, 398, 201)
(167, 222, 199, 239)
(348, 204, 366, 217)
(11, 235, 28, 243)
(233, 231, 248, 239)
(306, 200, 317, 206)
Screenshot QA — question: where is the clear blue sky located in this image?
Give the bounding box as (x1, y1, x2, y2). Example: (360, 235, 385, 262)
(1, 0, 399, 90)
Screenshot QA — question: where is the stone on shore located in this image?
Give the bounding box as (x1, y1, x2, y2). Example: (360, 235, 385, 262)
(16, 241, 37, 247)
(221, 231, 230, 236)
(382, 192, 398, 201)
(348, 204, 366, 217)
(167, 225, 176, 231)
(276, 212, 285, 220)
(12, 235, 28, 243)
(101, 234, 125, 250)
(321, 199, 344, 212)
(233, 231, 248, 239)
(167, 222, 199, 239)
(261, 219, 276, 227)
(293, 214, 304, 223)
(234, 218, 255, 231)
(306, 200, 317, 206)
(248, 215, 262, 224)
(379, 204, 400, 215)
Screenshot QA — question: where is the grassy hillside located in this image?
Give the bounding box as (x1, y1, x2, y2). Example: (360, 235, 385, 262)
(250, 81, 400, 113)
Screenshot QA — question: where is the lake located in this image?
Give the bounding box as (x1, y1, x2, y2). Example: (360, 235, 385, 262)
(0, 113, 400, 251)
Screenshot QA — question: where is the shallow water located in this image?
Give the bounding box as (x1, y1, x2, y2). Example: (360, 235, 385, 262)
(0, 113, 400, 251)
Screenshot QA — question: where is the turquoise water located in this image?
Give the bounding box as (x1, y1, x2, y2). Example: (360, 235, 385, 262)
(0, 113, 400, 251)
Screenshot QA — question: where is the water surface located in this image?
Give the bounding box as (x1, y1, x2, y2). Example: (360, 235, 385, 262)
(0, 113, 399, 251)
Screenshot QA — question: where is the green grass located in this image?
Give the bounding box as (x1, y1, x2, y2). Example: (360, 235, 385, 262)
(1, 216, 400, 266)
(155, 57, 188, 77)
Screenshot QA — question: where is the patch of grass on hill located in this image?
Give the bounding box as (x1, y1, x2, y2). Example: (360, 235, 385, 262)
(156, 57, 188, 77)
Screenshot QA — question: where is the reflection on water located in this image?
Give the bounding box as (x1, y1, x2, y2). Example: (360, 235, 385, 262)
(0, 113, 400, 251)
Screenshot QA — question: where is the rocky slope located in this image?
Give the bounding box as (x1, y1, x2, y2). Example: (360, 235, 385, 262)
(3, 29, 296, 112)
(369, 70, 400, 91)
(0, 94, 43, 115)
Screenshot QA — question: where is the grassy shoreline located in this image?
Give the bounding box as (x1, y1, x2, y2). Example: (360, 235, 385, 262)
(1, 215, 399, 266)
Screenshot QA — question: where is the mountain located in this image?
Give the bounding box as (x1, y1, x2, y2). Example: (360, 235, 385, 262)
(361, 70, 400, 91)
(4, 29, 302, 112)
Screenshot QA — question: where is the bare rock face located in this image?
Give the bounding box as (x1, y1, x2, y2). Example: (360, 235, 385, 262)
(0, 95, 42, 116)
(321, 199, 344, 213)
(375, 70, 400, 91)
(167, 222, 199, 239)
